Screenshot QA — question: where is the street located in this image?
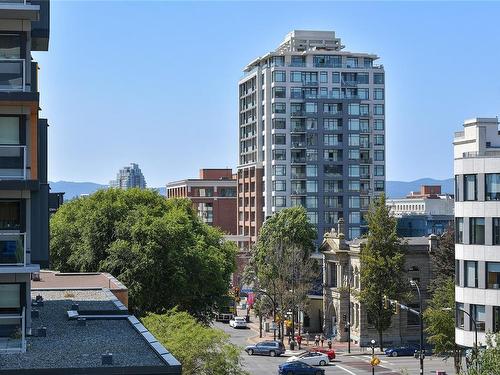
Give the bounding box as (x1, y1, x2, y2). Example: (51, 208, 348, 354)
(215, 322, 456, 375)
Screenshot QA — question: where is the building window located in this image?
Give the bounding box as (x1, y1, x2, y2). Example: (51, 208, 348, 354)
(324, 118, 340, 131)
(469, 218, 485, 244)
(324, 181, 342, 194)
(374, 135, 384, 146)
(375, 180, 384, 192)
(324, 197, 343, 209)
(272, 102, 286, 114)
(349, 227, 361, 239)
(374, 88, 384, 100)
(455, 175, 460, 200)
(197, 202, 213, 223)
(332, 72, 340, 83)
(358, 88, 369, 100)
(348, 149, 359, 160)
(324, 134, 341, 146)
(272, 149, 286, 161)
(272, 118, 286, 130)
(486, 174, 500, 200)
(348, 103, 359, 115)
(306, 180, 318, 193)
(374, 165, 384, 176)
(272, 165, 286, 176)
(324, 165, 342, 177)
(472, 305, 486, 331)
(324, 103, 341, 115)
(464, 174, 477, 201)
(0, 283, 21, 314)
(374, 119, 384, 130)
(219, 187, 236, 197)
(325, 211, 341, 224)
(307, 211, 318, 224)
(456, 303, 465, 329)
(0, 201, 21, 230)
(272, 134, 286, 145)
(456, 218, 464, 244)
(346, 57, 358, 68)
(305, 102, 317, 114)
(329, 263, 338, 287)
(487, 262, 500, 289)
(349, 196, 360, 209)
(349, 212, 360, 224)
(273, 180, 286, 192)
(348, 119, 359, 131)
(349, 181, 360, 191)
(306, 149, 317, 162)
(465, 261, 478, 288)
(306, 118, 317, 130)
(273, 196, 286, 207)
(349, 165, 360, 178)
(374, 104, 384, 115)
(494, 306, 500, 333)
(306, 165, 317, 177)
(374, 150, 384, 161)
(0, 116, 21, 145)
(348, 134, 359, 147)
(272, 71, 286, 82)
(306, 196, 318, 209)
(455, 260, 460, 285)
(374, 73, 384, 84)
(320, 71, 328, 83)
(272, 87, 286, 98)
(357, 73, 369, 84)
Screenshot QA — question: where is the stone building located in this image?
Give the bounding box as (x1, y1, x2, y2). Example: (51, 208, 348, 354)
(320, 220, 436, 347)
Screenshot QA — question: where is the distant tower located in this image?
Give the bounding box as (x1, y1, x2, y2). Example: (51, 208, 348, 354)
(110, 163, 147, 189)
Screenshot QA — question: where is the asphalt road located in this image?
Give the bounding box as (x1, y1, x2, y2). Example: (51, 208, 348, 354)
(214, 322, 456, 375)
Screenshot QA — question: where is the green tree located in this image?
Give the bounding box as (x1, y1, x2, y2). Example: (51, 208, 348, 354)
(430, 228, 455, 291)
(50, 189, 236, 321)
(143, 309, 248, 375)
(463, 333, 500, 375)
(359, 194, 407, 350)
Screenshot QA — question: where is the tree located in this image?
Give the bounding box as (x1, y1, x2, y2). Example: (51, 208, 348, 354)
(424, 278, 462, 373)
(245, 207, 318, 340)
(430, 227, 455, 292)
(50, 189, 236, 321)
(359, 194, 407, 350)
(463, 333, 500, 375)
(143, 309, 248, 375)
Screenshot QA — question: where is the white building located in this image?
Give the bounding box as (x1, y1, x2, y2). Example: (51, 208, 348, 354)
(110, 163, 147, 190)
(387, 195, 454, 217)
(453, 117, 500, 348)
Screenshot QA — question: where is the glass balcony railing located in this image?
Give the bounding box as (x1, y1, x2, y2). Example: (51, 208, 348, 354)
(0, 145, 27, 179)
(0, 307, 26, 353)
(0, 59, 25, 92)
(0, 233, 26, 266)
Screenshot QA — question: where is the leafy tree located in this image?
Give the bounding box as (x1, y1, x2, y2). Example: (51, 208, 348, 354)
(430, 227, 455, 291)
(50, 189, 236, 321)
(463, 333, 500, 375)
(143, 309, 248, 375)
(359, 194, 407, 350)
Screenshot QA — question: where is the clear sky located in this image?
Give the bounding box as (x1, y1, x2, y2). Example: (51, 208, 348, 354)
(36, 1, 500, 187)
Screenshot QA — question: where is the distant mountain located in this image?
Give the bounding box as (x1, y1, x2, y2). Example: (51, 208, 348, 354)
(49, 181, 166, 200)
(386, 178, 454, 198)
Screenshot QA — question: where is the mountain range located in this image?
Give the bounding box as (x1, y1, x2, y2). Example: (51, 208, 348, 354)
(49, 178, 453, 201)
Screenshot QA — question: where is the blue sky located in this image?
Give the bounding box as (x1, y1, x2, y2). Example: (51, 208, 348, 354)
(36, 1, 500, 187)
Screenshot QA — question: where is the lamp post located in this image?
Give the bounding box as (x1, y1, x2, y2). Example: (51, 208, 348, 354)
(370, 339, 376, 375)
(410, 280, 424, 375)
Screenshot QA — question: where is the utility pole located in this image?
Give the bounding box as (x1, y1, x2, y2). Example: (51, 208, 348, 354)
(410, 280, 424, 375)
(347, 261, 351, 353)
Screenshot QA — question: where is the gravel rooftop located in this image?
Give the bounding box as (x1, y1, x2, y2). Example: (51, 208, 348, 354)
(0, 290, 172, 372)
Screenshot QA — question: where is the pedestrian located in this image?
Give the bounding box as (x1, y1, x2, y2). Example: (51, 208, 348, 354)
(305, 331, 309, 346)
(328, 338, 332, 350)
(320, 334, 325, 347)
(314, 334, 319, 347)
(296, 334, 302, 350)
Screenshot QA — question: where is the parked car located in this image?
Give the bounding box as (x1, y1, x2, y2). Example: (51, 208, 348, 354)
(278, 361, 325, 375)
(245, 340, 285, 357)
(229, 316, 247, 329)
(287, 351, 329, 366)
(215, 313, 233, 323)
(385, 345, 419, 357)
(309, 347, 336, 360)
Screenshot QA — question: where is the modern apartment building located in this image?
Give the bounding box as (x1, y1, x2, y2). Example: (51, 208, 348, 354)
(454, 117, 500, 348)
(387, 185, 454, 236)
(0, 0, 50, 352)
(238, 30, 385, 246)
(110, 163, 146, 190)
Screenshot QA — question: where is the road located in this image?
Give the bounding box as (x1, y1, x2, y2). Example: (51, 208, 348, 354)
(215, 322, 456, 375)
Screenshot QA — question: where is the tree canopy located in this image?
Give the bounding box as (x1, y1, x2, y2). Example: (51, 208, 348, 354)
(50, 188, 236, 320)
(143, 309, 248, 375)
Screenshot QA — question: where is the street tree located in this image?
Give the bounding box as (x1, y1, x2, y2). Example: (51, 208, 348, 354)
(50, 189, 236, 321)
(143, 309, 249, 375)
(430, 227, 455, 292)
(463, 333, 500, 375)
(359, 194, 407, 350)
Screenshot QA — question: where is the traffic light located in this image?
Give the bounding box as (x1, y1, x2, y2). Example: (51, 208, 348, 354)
(392, 300, 400, 315)
(342, 314, 347, 322)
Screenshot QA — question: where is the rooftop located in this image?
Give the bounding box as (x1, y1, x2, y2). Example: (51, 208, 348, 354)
(0, 289, 181, 374)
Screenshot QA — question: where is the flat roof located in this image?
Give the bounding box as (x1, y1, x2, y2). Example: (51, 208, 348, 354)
(0, 289, 181, 374)
(32, 271, 126, 291)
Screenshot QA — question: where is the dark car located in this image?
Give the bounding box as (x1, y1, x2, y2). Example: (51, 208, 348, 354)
(245, 340, 285, 357)
(385, 345, 419, 357)
(278, 361, 325, 375)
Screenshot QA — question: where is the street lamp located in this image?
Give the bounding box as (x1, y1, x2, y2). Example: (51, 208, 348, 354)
(410, 280, 424, 375)
(370, 339, 376, 375)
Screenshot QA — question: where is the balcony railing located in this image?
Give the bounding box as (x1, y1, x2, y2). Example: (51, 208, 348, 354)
(0, 307, 25, 353)
(0, 0, 27, 3)
(0, 59, 25, 92)
(0, 233, 26, 266)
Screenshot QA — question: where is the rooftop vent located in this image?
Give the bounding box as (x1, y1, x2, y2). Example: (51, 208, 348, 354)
(102, 353, 113, 365)
(37, 327, 47, 337)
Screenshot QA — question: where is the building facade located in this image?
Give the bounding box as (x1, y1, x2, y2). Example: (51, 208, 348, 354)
(453, 117, 500, 348)
(0, 0, 50, 352)
(387, 185, 454, 237)
(237, 30, 386, 246)
(320, 222, 435, 346)
(110, 163, 146, 189)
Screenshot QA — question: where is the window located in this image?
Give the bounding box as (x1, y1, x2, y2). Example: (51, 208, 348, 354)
(464, 174, 477, 201)
(320, 71, 328, 83)
(219, 187, 236, 197)
(325, 211, 341, 224)
(470, 218, 485, 244)
(324, 180, 342, 193)
(374, 135, 384, 145)
(290, 87, 303, 99)
(324, 165, 342, 177)
(324, 134, 341, 146)
(306, 180, 318, 193)
(0, 201, 21, 230)
(349, 165, 360, 178)
(374, 104, 384, 115)
(197, 188, 213, 197)
(0, 34, 21, 59)
(307, 212, 318, 224)
(465, 261, 478, 288)
(0, 116, 20, 146)
(273, 196, 286, 207)
(358, 88, 369, 100)
(329, 262, 338, 287)
(324, 197, 342, 209)
(348, 134, 359, 147)
(348, 119, 359, 131)
(455, 260, 460, 285)
(364, 58, 373, 68)
(494, 306, 500, 333)
(346, 57, 358, 68)
(272, 149, 286, 161)
(473, 305, 486, 331)
(348, 104, 359, 115)
(486, 174, 500, 200)
(374, 88, 384, 100)
(349, 227, 361, 239)
(272, 102, 286, 114)
(273, 180, 286, 192)
(455, 218, 464, 244)
(374, 165, 384, 176)
(306, 165, 317, 177)
(349, 196, 360, 209)
(306, 134, 317, 146)
(272, 134, 286, 145)
(374, 150, 384, 161)
(324, 118, 340, 131)
(360, 119, 369, 132)
(272, 71, 286, 82)
(306, 149, 317, 162)
(375, 180, 384, 192)
(332, 72, 340, 83)
(273, 165, 286, 176)
(305, 102, 317, 114)
(271, 56, 284, 67)
(357, 73, 369, 84)
(0, 284, 21, 313)
(487, 262, 500, 289)
(197, 202, 213, 223)
(306, 196, 318, 209)
(374, 73, 384, 84)
(306, 118, 317, 130)
(272, 87, 286, 98)
(456, 303, 465, 329)
(349, 212, 360, 224)
(324, 103, 341, 114)
(272, 118, 286, 130)
(349, 181, 360, 191)
(290, 55, 305, 67)
(324, 149, 341, 162)
(374, 119, 384, 130)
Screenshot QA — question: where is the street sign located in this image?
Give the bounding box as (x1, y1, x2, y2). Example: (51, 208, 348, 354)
(370, 356, 380, 366)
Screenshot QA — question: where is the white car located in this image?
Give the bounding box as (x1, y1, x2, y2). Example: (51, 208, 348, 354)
(229, 316, 247, 329)
(287, 351, 329, 366)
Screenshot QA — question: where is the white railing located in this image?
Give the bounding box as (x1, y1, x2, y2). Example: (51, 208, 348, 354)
(0, 145, 27, 179)
(0, 59, 25, 92)
(0, 232, 26, 266)
(0, 307, 25, 353)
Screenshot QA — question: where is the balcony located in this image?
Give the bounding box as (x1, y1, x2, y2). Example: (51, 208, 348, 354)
(0, 233, 26, 267)
(0, 59, 25, 92)
(0, 145, 27, 181)
(0, 307, 26, 354)
(291, 156, 306, 163)
(291, 141, 306, 148)
(291, 110, 306, 117)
